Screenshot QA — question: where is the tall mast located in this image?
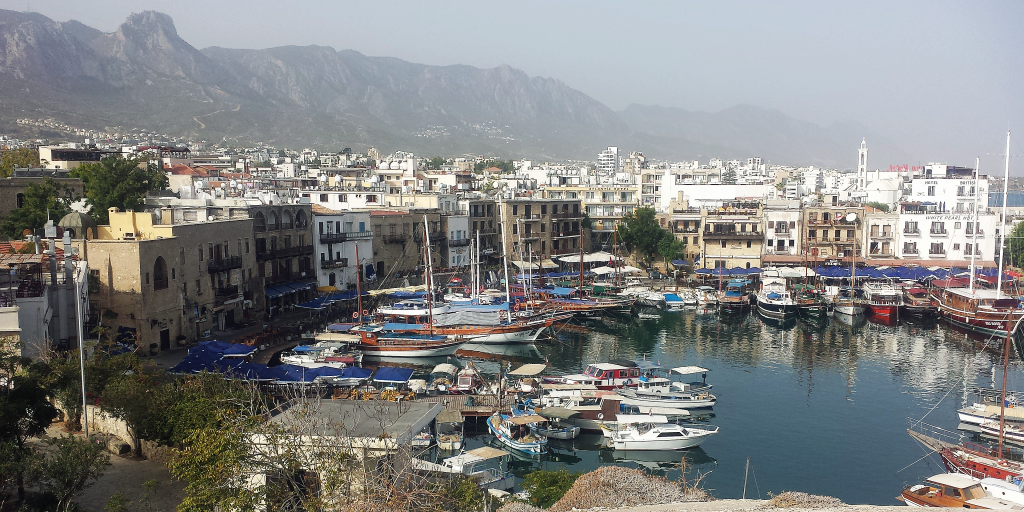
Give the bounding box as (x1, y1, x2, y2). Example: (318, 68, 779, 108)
(579, 230, 585, 292)
(997, 131, 1011, 298)
(498, 196, 511, 305)
(1000, 318, 1013, 458)
(475, 230, 481, 302)
(970, 157, 980, 293)
(423, 215, 434, 335)
(355, 243, 363, 325)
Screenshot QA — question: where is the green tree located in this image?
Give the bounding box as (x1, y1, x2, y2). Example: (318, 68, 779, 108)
(1006, 220, 1024, 269)
(70, 156, 168, 224)
(0, 178, 77, 238)
(616, 207, 669, 266)
(721, 169, 737, 184)
(0, 148, 40, 178)
(0, 341, 59, 501)
(30, 435, 110, 512)
(41, 353, 87, 432)
(473, 159, 515, 173)
(866, 201, 891, 213)
(521, 469, 581, 508)
(657, 234, 687, 267)
(97, 354, 163, 456)
(426, 156, 447, 170)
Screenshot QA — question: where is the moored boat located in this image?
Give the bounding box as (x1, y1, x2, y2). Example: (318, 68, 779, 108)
(486, 412, 547, 455)
(899, 473, 1011, 508)
(718, 279, 751, 314)
(350, 325, 464, 357)
(608, 414, 719, 451)
(755, 276, 797, 320)
(863, 281, 902, 320)
(903, 286, 938, 317)
(934, 288, 1024, 338)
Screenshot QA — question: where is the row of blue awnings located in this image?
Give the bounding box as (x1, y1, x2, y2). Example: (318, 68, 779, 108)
(265, 280, 318, 298)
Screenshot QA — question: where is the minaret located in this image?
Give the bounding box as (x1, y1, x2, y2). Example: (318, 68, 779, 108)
(857, 138, 868, 188)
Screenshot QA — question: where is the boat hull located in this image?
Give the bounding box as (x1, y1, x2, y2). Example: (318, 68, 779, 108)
(833, 304, 866, 316)
(756, 300, 798, 320)
(618, 390, 717, 410)
(611, 428, 717, 451)
(358, 341, 464, 358)
(487, 415, 546, 455)
(868, 303, 899, 318)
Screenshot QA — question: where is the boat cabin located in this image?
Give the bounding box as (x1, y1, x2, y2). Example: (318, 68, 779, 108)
(901, 473, 1014, 509)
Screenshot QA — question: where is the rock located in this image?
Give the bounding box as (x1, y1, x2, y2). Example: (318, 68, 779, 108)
(106, 437, 130, 455)
(549, 466, 712, 512)
(754, 492, 846, 509)
(496, 503, 545, 512)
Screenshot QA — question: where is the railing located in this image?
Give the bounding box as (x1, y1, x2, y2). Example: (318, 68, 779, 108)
(448, 238, 471, 247)
(904, 229, 921, 235)
(551, 211, 581, 219)
(904, 247, 919, 254)
(929, 229, 948, 235)
(553, 231, 581, 237)
(208, 256, 243, 273)
(320, 232, 347, 244)
(347, 230, 373, 239)
(320, 259, 347, 269)
(766, 248, 790, 255)
(254, 221, 267, 233)
(383, 233, 408, 244)
(928, 249, 947, 256)
(216, 285, 239, 296)
(702, 230, 761, 238)
(773, 230, 791, 237)
(281, 222, 294, 230)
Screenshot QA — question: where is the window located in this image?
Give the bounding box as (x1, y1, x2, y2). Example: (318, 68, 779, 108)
(955, 222, 962, 229)
(320, 194, 327, 202)
(927, 185, 936, 196)
(512, 224, 518, 235)
(929, 242, 944, 255)
(905, 221, 919, 234)
(153, 257, 168, 290)
(208, 243, 214, 260)
(904, 242, 918, 254)
(746, 240, 752, 248)
(198, 244, 203, 261)
(171, 268, 175, 280)
(512, 205, 518, 215)
(953, 243, 961, 250)
(930, 222, 945, 234)
(809, 229, 816, 239)
(789, 221, 795, 229)
(721, 240, 726, 248)
(245, 238, 250, 253)
(196, 279, 201, 295)
(847, 230, 854, 239)
(541, 205, 547, 214)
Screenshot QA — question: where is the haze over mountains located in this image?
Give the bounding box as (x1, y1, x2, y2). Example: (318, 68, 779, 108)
(0, 9, 903, 167)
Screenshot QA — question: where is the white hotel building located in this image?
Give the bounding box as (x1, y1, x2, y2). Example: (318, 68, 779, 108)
(895, 165, 998, 265)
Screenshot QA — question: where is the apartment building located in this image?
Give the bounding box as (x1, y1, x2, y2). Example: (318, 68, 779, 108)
(369, 209, 444, 281)
(801, 203, 865, 262)
(501, 199, 584, 262)
(311, 205, 373, 290)
(700, 201, 764, 270)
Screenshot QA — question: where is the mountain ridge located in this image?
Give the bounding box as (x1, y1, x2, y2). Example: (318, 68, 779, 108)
(0, 9, 900, 166)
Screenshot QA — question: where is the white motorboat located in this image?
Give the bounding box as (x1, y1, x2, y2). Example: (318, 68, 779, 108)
(755, 276, 798, 320)
(696, 286, 719, 306)
(411, 426, 433, 447)
(979, 420, 1024, 446)
(663, 293, 687, 312)
(958, 401, 1024, 427)
(608, 415, 719, 451)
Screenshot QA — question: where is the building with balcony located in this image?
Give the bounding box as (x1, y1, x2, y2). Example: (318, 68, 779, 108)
(862, 207, 899, 260)
(906, 165, 989, 214)
(499, 199, 584, 264)
(369, 209, 443, 283)
(800, 205, 865, 263)
(895, 201, 998, 266)
(700, 201, 764, 270)
(311, 205, 372, 291)
(79, 208, 261, 355)
(443, 213, 471, 268)
(762, 201, 803, 266)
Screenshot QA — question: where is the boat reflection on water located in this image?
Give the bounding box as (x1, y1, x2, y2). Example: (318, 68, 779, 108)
(833, 311, 868, 328)
(365, 355, 457, 370)
(866, 314, 899, 327)
(458, 342, 544, 362)
(757, 315, 798, 331)
(598, 446, 717, 475)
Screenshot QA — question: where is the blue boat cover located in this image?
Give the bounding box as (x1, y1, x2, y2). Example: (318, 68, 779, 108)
(326, 323, 357, 332)
(664, 294, 683, 302)
(766, 292, 782, 300)
(382, 322, 426, 331)
(547, 287, 577, 297)
(374, 367, 415, 383)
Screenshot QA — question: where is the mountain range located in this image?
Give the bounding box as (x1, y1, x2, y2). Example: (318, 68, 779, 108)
(0, 9, 904, 167)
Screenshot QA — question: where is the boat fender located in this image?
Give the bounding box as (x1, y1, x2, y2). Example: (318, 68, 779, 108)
(597, 413, 604, 420)
(999, 460, 1012, 467)
(363, 309, 369, 316)
(352, 311, 359, 319)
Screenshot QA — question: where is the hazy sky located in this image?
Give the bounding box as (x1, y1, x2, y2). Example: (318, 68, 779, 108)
(6, 0, 1024, 171)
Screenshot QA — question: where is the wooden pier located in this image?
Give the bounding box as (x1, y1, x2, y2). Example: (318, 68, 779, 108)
(412, 394, 510, 417)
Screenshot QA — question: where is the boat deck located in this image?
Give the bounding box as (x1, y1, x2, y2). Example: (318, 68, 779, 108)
(413, 394, 511, 417)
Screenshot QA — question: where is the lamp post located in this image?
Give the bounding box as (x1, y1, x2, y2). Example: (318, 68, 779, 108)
(71, 253, 88, 437)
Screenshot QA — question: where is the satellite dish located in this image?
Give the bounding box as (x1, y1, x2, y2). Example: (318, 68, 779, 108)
(845, 212, 857, 223)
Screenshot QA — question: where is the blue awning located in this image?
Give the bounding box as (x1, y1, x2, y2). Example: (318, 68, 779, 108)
(297, 297, 330, 309)
(265, 285, 289, 298)
(373, 367, 415, 384)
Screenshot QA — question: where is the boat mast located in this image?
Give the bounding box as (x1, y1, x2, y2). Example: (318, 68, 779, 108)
(355, 243, 363, 326)
(999, 316, 1013, 458)
(499, 196, 512, 305)
(997, 131, 1011, 298)
(970, 157, 980, 293)
(476, 230, 481, 302)
(423, 215, 434, 336)
(579, 231, 585, 293)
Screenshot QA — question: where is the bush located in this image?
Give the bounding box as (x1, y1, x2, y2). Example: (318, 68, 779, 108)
(520, 469, 581, 509)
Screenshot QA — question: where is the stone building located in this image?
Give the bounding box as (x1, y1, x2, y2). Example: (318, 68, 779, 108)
(368, 209, 443, 283)
(311, 205, 373, 290)
(79, 208, 262, 354)
(0, 168, 84, 217)
(700, 201, 764, 270)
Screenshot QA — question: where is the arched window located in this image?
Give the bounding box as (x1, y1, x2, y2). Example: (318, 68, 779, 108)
(267, 211, 278, 230)
(282, 210, 294, 230)
(16, 194, 24, 209)
(295, 209, 307, 229)
(153, 257, 169, 290)
(254, 212, 267, 232)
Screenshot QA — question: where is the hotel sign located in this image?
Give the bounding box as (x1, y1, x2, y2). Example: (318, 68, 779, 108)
(923, 214, 973, 221)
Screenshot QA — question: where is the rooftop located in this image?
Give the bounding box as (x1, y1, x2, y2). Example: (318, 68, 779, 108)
(269, 399, 442, 444)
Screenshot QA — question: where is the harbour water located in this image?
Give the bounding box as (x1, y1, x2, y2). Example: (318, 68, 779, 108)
(426, 309, 1024, 505)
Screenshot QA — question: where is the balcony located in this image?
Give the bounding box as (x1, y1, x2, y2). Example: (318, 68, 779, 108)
(216, 285, 239, 297)
(382, 233, 408, 244)
(347, 230, 373, 239)
(320, 259, 348, 269)
(320, 232, 347, 244)
(448, 238, 472, 247)
(551, 211, 581, 219)
(929, 229, 948, 236)
(553, 231, 581, 238)
(773, 230, 792, 237)
(208, 256, 243, 273)
(903, 247, 919, 255)
(766, 248, 791, 255)
(870, 232, 894, 240)
(928, 249, 947, 257)
(413, 232, 446, 244)
(702, 230, 761, 239)
(904, 229, 921, 236)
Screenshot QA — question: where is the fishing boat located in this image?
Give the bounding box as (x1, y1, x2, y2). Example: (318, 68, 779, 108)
(833, 286, 867, 316)
(511, 399, 581, 440)
(935, 288, 1024, 337)
(557, 362, 642, 390)
(607, 415, 719, 451)
(899, 473, 1012, 508)
(863, 281, 902, 320)
(436, 410, 465, 451)
(548, 297, 635, 317)
(349, 325, 465, 357)
(718, 279, 751, 314)
(410, 446, 515, 490)
(411, 426, 434, 447)
(616, 365, 716, 410)
(450, 365, 486, 394)
(426, 363, 458, 394)
(903, 286, 938, 317)
(486, 412, 547, 455)
(794, 284, 829, 322)
(537, 384, 636, 431)
(755, 275, 798, 320)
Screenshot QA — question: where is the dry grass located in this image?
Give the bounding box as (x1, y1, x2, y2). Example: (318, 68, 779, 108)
(548, 466, 712, 512)
(755, 492, 846, 509)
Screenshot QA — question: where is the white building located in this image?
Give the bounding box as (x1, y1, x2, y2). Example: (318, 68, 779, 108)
(764, 202, 802, 257)
(906, 165, 988, 214)
(445, 214, 471, 268)
(597, 146, 619, 173)
(896, 202, 997, 265)
(311, 206, 373, 290)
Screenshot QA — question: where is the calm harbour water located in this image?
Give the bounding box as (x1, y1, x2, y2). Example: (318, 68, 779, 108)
(417, 309, 1024, 505)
